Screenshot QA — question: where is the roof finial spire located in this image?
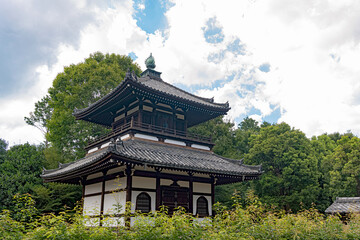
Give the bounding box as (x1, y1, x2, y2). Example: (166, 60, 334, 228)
(145, 53, 156, 69)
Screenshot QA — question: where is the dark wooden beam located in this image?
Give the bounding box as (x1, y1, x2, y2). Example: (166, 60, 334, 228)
(211, 176, 215, 216)
(189, 173, 193, 214)
(156, 169, 161, 210)
(125, 165, 132, 227)
(100, 170, 107, 226)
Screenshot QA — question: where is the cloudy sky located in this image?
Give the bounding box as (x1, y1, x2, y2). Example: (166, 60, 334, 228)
(1, 0, 360, 146)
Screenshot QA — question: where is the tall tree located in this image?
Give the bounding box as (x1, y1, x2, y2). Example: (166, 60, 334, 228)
(325, 136, 360, 198)
(244, 122, 320, 212)
(45, 52, 141, 162)
(188, 116, 238, 158)
(0, 143, 45, 210)
(0, 138, 7, 164)
(24, 95, 52, 147)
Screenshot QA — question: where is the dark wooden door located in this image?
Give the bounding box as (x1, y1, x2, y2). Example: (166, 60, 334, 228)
(161, 186, 189, 214)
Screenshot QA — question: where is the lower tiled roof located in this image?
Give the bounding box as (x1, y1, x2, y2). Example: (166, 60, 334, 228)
(41, 138, 262, 181)
(325, 197, 360, 214)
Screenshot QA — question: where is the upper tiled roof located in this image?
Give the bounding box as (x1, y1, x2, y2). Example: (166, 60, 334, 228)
(42, 138, 261, 181)
(137, 75, 229, 108)
(325, 197, 360, 214)
(73, 71, 229, 118)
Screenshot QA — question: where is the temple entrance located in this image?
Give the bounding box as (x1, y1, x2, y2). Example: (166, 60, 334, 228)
(161, 185, 189, 214)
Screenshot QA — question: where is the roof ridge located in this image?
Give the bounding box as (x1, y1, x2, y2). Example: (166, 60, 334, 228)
(139, 76, 229, 107)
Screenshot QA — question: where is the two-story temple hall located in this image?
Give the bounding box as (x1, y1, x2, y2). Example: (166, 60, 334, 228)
(41, 54, 262, 226)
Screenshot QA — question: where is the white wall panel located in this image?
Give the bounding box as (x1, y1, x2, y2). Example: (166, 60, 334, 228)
(193, 182, 211, 193)
(87, 172, 103, 180)
(103, 192, 126, 215)
(83, 195, 101, 216)
(102, 217, 125, 227)
(105, 178, 126, 192)
(132, 176, 156, 189)
(84, 217, 100, 227)
(107, 166, 125, 175)
(85, 182, 102, 195)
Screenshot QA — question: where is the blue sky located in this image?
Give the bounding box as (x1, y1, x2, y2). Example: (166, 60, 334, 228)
(1, 0, 360, 146)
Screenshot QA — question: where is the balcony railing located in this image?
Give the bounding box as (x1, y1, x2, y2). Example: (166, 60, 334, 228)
(87, 118, 212, 148)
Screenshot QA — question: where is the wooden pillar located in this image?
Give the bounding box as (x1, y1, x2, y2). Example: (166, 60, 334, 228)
(100, 170, 107, 226)
(189, 173, 193, 215)
(156, 169, 161, 210)
(81, 177, 86, 211)
(211, 176, 215, 216)
(125, 165, 132, 227)
(138, 99, 143, 124)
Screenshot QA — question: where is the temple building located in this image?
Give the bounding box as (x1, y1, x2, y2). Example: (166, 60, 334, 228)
(41, 54, 262, 226)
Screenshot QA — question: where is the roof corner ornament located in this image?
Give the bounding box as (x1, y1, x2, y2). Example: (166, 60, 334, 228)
(145, 53, 156, 70)
(42, 167, 47, 174)
(210, 97, 214, 103)
(131, 70, 138, 81)
(225, 101, 229, 108)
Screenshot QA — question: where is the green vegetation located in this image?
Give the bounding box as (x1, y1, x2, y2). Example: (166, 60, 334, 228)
(2, 193, 360, 240)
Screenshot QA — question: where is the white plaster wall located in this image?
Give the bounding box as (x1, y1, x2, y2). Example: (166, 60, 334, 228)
(134, 165, 156, 172)
(105, 178, 126, 192)
(131, 191, 156, 213)
(84, 182, 102, 195)
(134, 133, 158, 141)
(164, 139, 186, 146)
(193, 195, 212, 216)
(83, 195, 101, 216)
(101, 142, 110, 148)
(132, 176, 156, 189)
(120, 134, 130, 140)
(84, 217, 100, 227)
(191, 144, 210, 151)
(88, 147, 98, 154)
(87, 172, 103, 180)
(102, 217, 125, 227)
(103, 191, 126, 215)
(107, 166, 125, 175)
(193, 182, 211, 193)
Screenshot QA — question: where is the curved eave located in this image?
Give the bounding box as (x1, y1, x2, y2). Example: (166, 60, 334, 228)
(73, 76, 230, 127)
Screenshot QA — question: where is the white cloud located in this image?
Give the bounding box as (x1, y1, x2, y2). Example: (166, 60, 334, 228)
(2, 0, 360, 146)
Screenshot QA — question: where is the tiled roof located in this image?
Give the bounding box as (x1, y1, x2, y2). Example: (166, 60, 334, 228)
(73, 72, 229, 118)
(138, 76, 229, 108)
(42, 138, 261, 180)
(325, 197, 360, 214)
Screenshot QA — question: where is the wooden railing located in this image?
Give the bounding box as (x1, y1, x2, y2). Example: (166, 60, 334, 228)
(87, 118, 212, 147)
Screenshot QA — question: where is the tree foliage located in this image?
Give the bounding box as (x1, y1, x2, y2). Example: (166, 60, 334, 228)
(47, 52, 141, 161)
(0, 143, 45, 211)
(24, 95, 52, 147)
(244, 123, 320, 212)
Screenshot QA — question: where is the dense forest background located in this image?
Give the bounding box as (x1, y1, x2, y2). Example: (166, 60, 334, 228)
(1, 52, 360, 215)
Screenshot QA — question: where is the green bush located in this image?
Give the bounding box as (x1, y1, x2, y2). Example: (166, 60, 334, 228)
(2, 193, 360, 239)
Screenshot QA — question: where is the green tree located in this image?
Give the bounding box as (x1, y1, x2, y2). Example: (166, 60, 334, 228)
(244, 122, 320, 212)
(24, 95, 52, 148)
(325, 136, 360, 198)
(233, 117, 261, 156)
(310, 134, 337, 212)
(0, 138, 7, 164)
(188, 116, 238, 158)
(0, 143, 45, 211)
(46, 52, 141, 161)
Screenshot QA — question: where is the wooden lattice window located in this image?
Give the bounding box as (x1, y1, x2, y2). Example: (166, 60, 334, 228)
(136, 192, 151, 213)
(196, 196, 209, 217)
